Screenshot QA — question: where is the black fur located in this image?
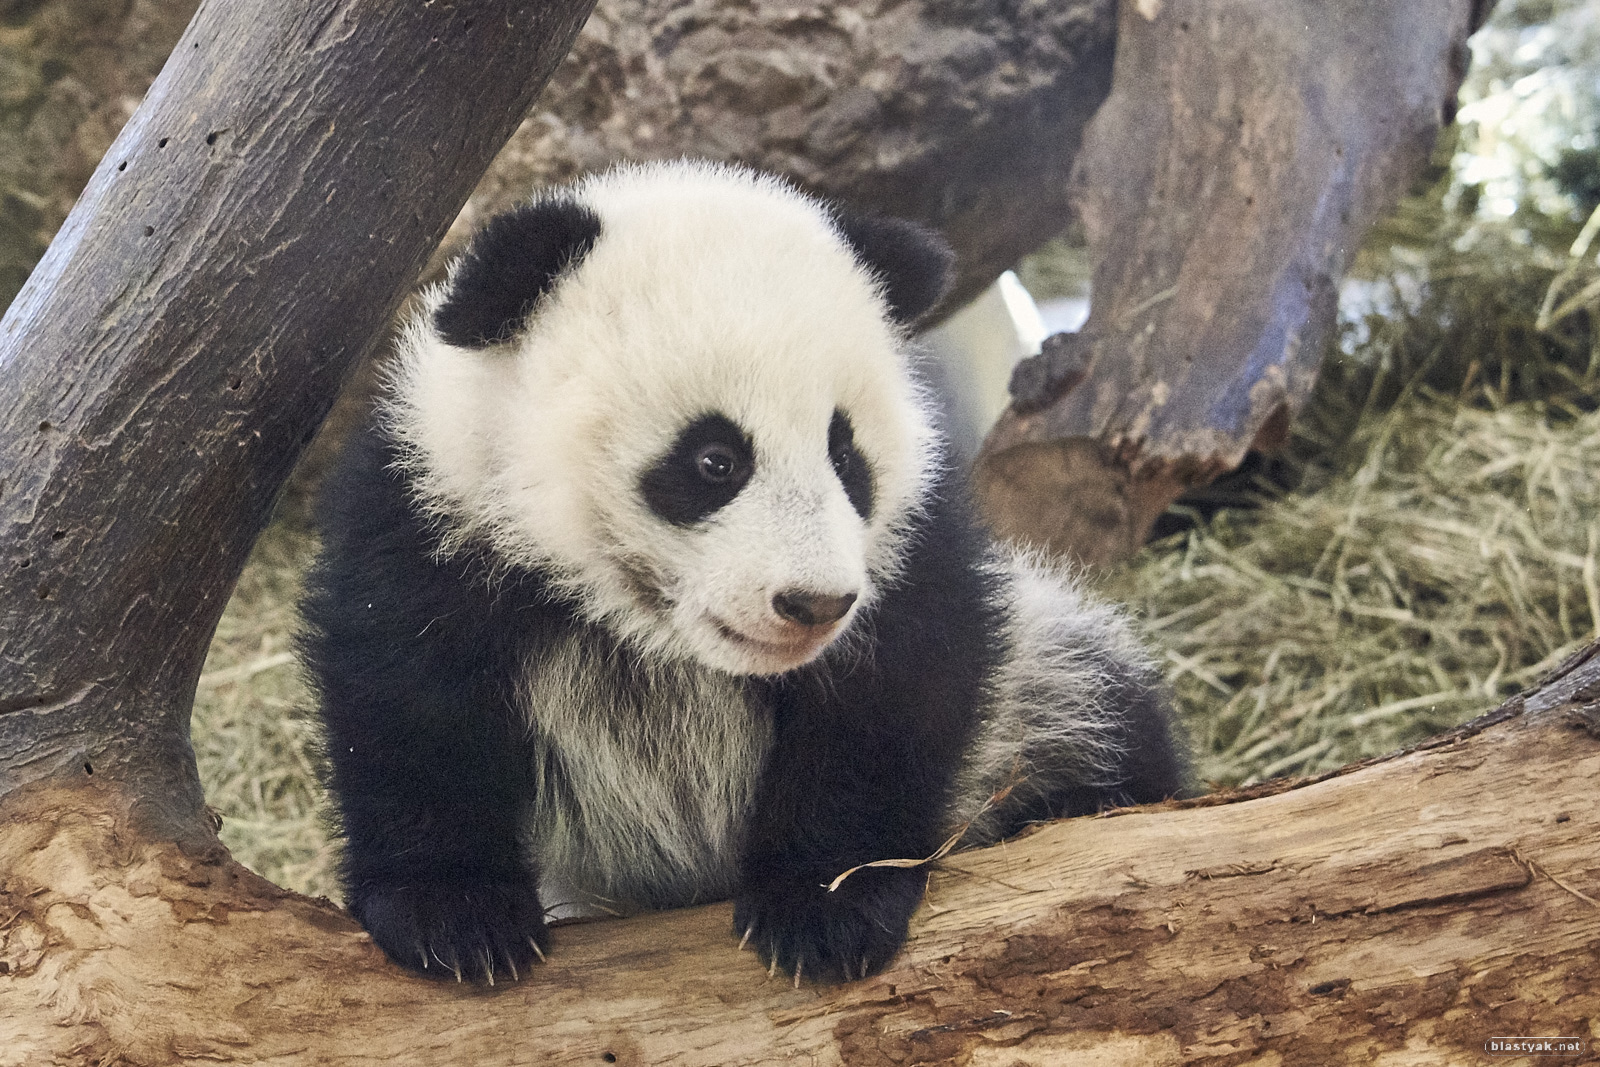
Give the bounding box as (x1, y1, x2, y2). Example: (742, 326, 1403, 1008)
(835, 212, 955, 325)
(433, 198, 601, 349)
(300, 424, 565, 982)
(828, 409, 873, 520)
(638, 412, 755, 526)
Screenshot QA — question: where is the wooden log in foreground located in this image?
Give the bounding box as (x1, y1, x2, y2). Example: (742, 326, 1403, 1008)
(3, 653, 1596, 1066)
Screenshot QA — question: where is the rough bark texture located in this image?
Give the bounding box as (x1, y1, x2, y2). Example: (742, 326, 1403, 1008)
(1, 0, 1117, 318)
(0, 0, 201, 306)
(446, 0, 1116, 313)
(973, 0, 1494, 567)
(3, 652, 1597, 1065)
(0, 0, 596, 843)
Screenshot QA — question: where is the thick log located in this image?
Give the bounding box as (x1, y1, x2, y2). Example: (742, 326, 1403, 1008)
(973, 0, 1494, 566)
(0, 0, 595, 842)
(3, 651, 1597, 1065)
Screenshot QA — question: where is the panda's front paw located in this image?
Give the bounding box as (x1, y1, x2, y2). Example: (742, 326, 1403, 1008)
(350, 880, 550, 984)
(733, 864, 926, 985)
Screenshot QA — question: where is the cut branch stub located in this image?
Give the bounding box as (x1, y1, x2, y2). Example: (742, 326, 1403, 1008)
(974, 0, 1489, 567)
(0, 0, 596, 843)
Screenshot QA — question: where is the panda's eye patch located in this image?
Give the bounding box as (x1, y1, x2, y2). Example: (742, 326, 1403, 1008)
(829, 409, 874, 520)
(696, 444, 739, 483)
(640, 413, 754, 526)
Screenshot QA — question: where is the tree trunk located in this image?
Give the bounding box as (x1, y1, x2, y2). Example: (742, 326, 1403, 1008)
(0, 0, 596, 843)
(4, 649, 1596, 1065)
(972, 0, 1495, 567)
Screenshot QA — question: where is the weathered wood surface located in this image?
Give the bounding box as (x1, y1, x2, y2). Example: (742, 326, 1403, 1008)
(974, 0, 1494, 566)
(451, 0, 1116, 313)
(4, 654, 1596, 1066)
(0, 0, 595, 841)
(0, 0, 202, 305)
(1, 0, 1118, 320)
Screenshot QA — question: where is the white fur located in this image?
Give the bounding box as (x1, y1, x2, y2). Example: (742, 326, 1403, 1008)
(522, 634, 771, 912)
(384, 161, 938, 676)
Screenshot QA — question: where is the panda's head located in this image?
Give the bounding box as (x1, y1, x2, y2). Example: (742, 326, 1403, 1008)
(385, 161, 953, 676)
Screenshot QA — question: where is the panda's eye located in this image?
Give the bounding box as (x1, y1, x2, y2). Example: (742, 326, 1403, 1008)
(828, 409, 874, 520)
(696, 444, 739, 483)
(640, 413, 754, 526)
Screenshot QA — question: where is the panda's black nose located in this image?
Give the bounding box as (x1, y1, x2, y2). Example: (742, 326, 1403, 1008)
(772, 589, 858, 627)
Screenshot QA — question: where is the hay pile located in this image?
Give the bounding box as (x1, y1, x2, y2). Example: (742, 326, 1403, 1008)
(1104, 383, 1600, 789)
(1098, 189, 1600, 788)
(191, 505, 338, 899)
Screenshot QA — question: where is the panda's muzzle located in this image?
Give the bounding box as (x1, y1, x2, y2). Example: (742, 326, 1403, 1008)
(771, 589, 857, 628)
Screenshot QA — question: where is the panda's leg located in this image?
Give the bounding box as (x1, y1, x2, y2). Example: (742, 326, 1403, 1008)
(1014, 647, 1190, 819)
(733, 489, 1007, 985)
(732, 675, 978, 986)
(318, 677, 550, 984)
(300, 424, 551, 984)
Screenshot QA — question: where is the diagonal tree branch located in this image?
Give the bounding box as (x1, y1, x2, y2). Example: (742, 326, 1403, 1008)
(0, 0, 596, 845)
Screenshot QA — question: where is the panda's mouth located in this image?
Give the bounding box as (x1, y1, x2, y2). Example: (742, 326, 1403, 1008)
(710, 617, 834, 660)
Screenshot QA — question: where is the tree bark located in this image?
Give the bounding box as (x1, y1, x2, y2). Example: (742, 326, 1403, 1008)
(0, 0, 202, 306)
(3, 648, 1596, 1065)
(1, 0, 1117, 320)
(0, 0, 596, 843)
(972, 0, 1495, 567)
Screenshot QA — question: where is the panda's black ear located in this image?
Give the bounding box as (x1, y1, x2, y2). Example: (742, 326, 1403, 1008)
(836, 212, 955, 327)
(433, 198, 603, 349)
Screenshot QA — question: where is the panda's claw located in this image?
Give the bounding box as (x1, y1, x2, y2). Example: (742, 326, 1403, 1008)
(351, 881, 549, 984)
(739, 925, 753, 951)
(734, 864, 924, 985)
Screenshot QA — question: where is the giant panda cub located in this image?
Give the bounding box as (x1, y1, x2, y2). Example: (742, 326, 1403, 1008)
(301, 160, 1188, 987)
